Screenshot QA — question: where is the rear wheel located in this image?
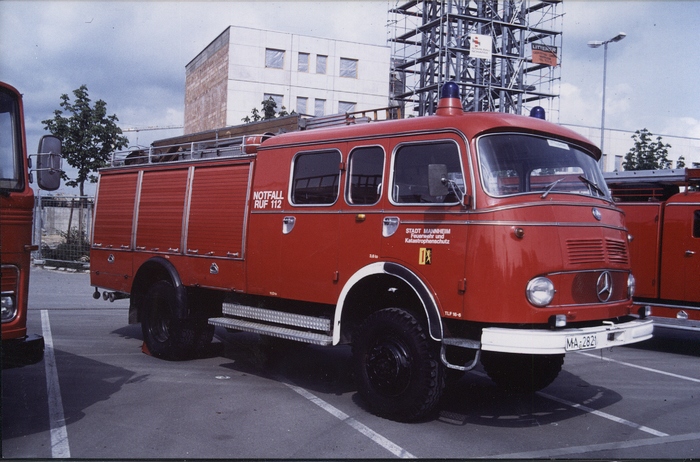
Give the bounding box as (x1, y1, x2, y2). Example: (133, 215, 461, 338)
(481, 351, 564, 393)
(352, 308, 444, 422)
(141, 280, 197, 360)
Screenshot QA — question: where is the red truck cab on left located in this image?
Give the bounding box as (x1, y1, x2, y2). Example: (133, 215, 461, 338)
(1, 81, 61, 368)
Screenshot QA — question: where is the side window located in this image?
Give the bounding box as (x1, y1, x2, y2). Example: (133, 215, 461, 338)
(347, 147, 384, 205)
(693, 210, 700, 238)
(392, 141, 463, 204)
(291, 151, 341, 205)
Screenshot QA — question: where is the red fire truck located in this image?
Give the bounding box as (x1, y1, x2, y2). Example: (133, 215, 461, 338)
(91, 82, 652, 421)
(605, 168, 700, 330)
(1, 81, 62, 368)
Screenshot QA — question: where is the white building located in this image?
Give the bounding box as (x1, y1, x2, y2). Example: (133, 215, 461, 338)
(184, 26, 391, 134)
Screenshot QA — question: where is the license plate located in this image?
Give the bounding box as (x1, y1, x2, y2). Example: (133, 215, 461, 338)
(565, 333, 597, 351)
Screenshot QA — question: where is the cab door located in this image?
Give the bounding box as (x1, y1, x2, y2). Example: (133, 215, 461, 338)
(660, 200, 700, 303)
(338, 144, 386, 282)
(380, 137, 470, 318)
(277, 148, 342, 303)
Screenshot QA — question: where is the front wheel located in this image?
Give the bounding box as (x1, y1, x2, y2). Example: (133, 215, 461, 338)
(481, 351, 564, 393)
(352, 308, 444, 422)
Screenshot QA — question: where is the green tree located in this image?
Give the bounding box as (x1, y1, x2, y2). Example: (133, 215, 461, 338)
(242, 96, 292, 123)
(622, 128, 672, 171)
(42, 85, 129, 196)
(677, 156, 686, 169)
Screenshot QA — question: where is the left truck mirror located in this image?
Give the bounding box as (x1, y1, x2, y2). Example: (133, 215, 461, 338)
(36, 135, 61, 191)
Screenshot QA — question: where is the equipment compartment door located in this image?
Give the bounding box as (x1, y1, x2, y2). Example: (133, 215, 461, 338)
(660, 202, 700, 302)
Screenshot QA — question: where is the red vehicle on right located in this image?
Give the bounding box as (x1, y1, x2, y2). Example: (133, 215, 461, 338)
(605, 168, 700, 330)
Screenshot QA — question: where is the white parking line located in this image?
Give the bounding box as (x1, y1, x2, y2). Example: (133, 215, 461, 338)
(41, 310, 71, 458)
(471, 370, 668, 437)
(283, 382, 416, 459)
(577, 351, 700, 383)
(538, 392, 669, 437)
(485, 431, 700, 459)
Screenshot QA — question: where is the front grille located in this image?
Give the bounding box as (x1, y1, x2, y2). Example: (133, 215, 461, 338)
(567, 238, 629, 265)
(567, 239, 605, 264)
(605, 238, 629, 264)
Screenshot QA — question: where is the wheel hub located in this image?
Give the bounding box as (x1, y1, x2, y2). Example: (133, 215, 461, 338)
(366, 339, 412, 396)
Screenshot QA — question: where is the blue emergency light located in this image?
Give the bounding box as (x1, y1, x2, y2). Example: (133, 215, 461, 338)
(441, 81, 460, 100)
(530, 106, 546, 120)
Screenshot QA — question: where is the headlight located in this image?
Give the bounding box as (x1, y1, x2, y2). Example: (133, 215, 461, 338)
(526, 277, 555, 307)
(627, 273, 636, 298)
(1, 293, 17, 322)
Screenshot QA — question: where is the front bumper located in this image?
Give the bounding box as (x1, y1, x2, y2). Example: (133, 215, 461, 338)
(480, 318, 653, 354)
(2, 334, 45, 368)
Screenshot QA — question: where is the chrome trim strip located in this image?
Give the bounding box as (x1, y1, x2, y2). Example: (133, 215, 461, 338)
(240, 161, 254, 260)
(181, 166, 195, 254)
(633, 301, 700, 311)
(131, 170, 144, 250)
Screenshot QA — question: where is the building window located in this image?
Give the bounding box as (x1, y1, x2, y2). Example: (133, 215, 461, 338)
(314, 99, 326, 117)
(263, 93, 284, 109)
(347, 146, 384, 205)
(316, 55, 327, 74)
(338, 101, 356, 114)
(296, 97, 308, 115)
(265, 48, 285, 69)
(340, 58, 358, 78)
(291, 150, 342, 205)
(298, 52, 309, 72)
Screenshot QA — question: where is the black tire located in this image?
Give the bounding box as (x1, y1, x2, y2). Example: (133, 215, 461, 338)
(141, 280, 196, 360)
(193, 321, 215, 352)
(352, 308, 444, 422)
(481, 351, 564, 393)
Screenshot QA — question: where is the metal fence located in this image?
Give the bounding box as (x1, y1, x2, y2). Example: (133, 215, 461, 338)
(33, 194, 94, 268)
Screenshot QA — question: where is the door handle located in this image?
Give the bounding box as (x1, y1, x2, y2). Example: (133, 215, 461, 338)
(283, 216, 296, 234)
(685, 250, 696, 257)
(382, 216, 400, 237)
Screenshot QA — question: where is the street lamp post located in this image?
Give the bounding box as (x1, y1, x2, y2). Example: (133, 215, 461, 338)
(588, 32, 626, 170)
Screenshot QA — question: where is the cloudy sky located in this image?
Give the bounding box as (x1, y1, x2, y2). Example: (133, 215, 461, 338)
(1, 1, 699, 193)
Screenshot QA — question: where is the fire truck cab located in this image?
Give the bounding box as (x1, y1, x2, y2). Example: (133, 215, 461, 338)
(1, 81, 61, 368)
(91, 83, 652, 421)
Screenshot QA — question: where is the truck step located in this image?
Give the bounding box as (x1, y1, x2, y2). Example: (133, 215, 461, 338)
(222, 303, 331, 332)
(208, 317, 333, 346)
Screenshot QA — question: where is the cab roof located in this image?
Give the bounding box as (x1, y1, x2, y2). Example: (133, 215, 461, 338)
(258, 111, 601, 160)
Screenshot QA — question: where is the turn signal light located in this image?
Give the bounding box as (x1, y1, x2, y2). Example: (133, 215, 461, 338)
(549, 314, 567, 328)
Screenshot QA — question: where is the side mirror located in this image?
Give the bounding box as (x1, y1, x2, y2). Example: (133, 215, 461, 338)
(36, 135, 62, 191)
(428, 163, 469, 207)
(428, 164, 449, 196)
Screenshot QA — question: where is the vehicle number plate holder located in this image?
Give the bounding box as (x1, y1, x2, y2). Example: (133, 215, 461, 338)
(565, 333, 597, 351)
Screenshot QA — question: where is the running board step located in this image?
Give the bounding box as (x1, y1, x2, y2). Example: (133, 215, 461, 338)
(208, 317, 333, 346)
(208, 303, 333, 346)
(222, 303, 332, 331)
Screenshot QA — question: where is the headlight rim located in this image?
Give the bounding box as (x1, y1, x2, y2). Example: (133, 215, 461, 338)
(526, 276, 556, 307)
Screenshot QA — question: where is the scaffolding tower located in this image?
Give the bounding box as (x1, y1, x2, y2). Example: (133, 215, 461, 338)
(389, 0, 563, 118)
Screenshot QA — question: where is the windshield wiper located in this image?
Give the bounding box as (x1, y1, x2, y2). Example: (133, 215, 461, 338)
(541, 178, 564, 199)
(578, 175, 606, 197)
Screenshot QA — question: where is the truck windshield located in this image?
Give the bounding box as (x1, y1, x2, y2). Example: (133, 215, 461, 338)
(0, 88, 23, 191)
(478, 133, 609, 200)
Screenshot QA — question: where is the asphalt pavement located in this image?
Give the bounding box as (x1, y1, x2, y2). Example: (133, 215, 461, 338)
(2, 266, 699, 459)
